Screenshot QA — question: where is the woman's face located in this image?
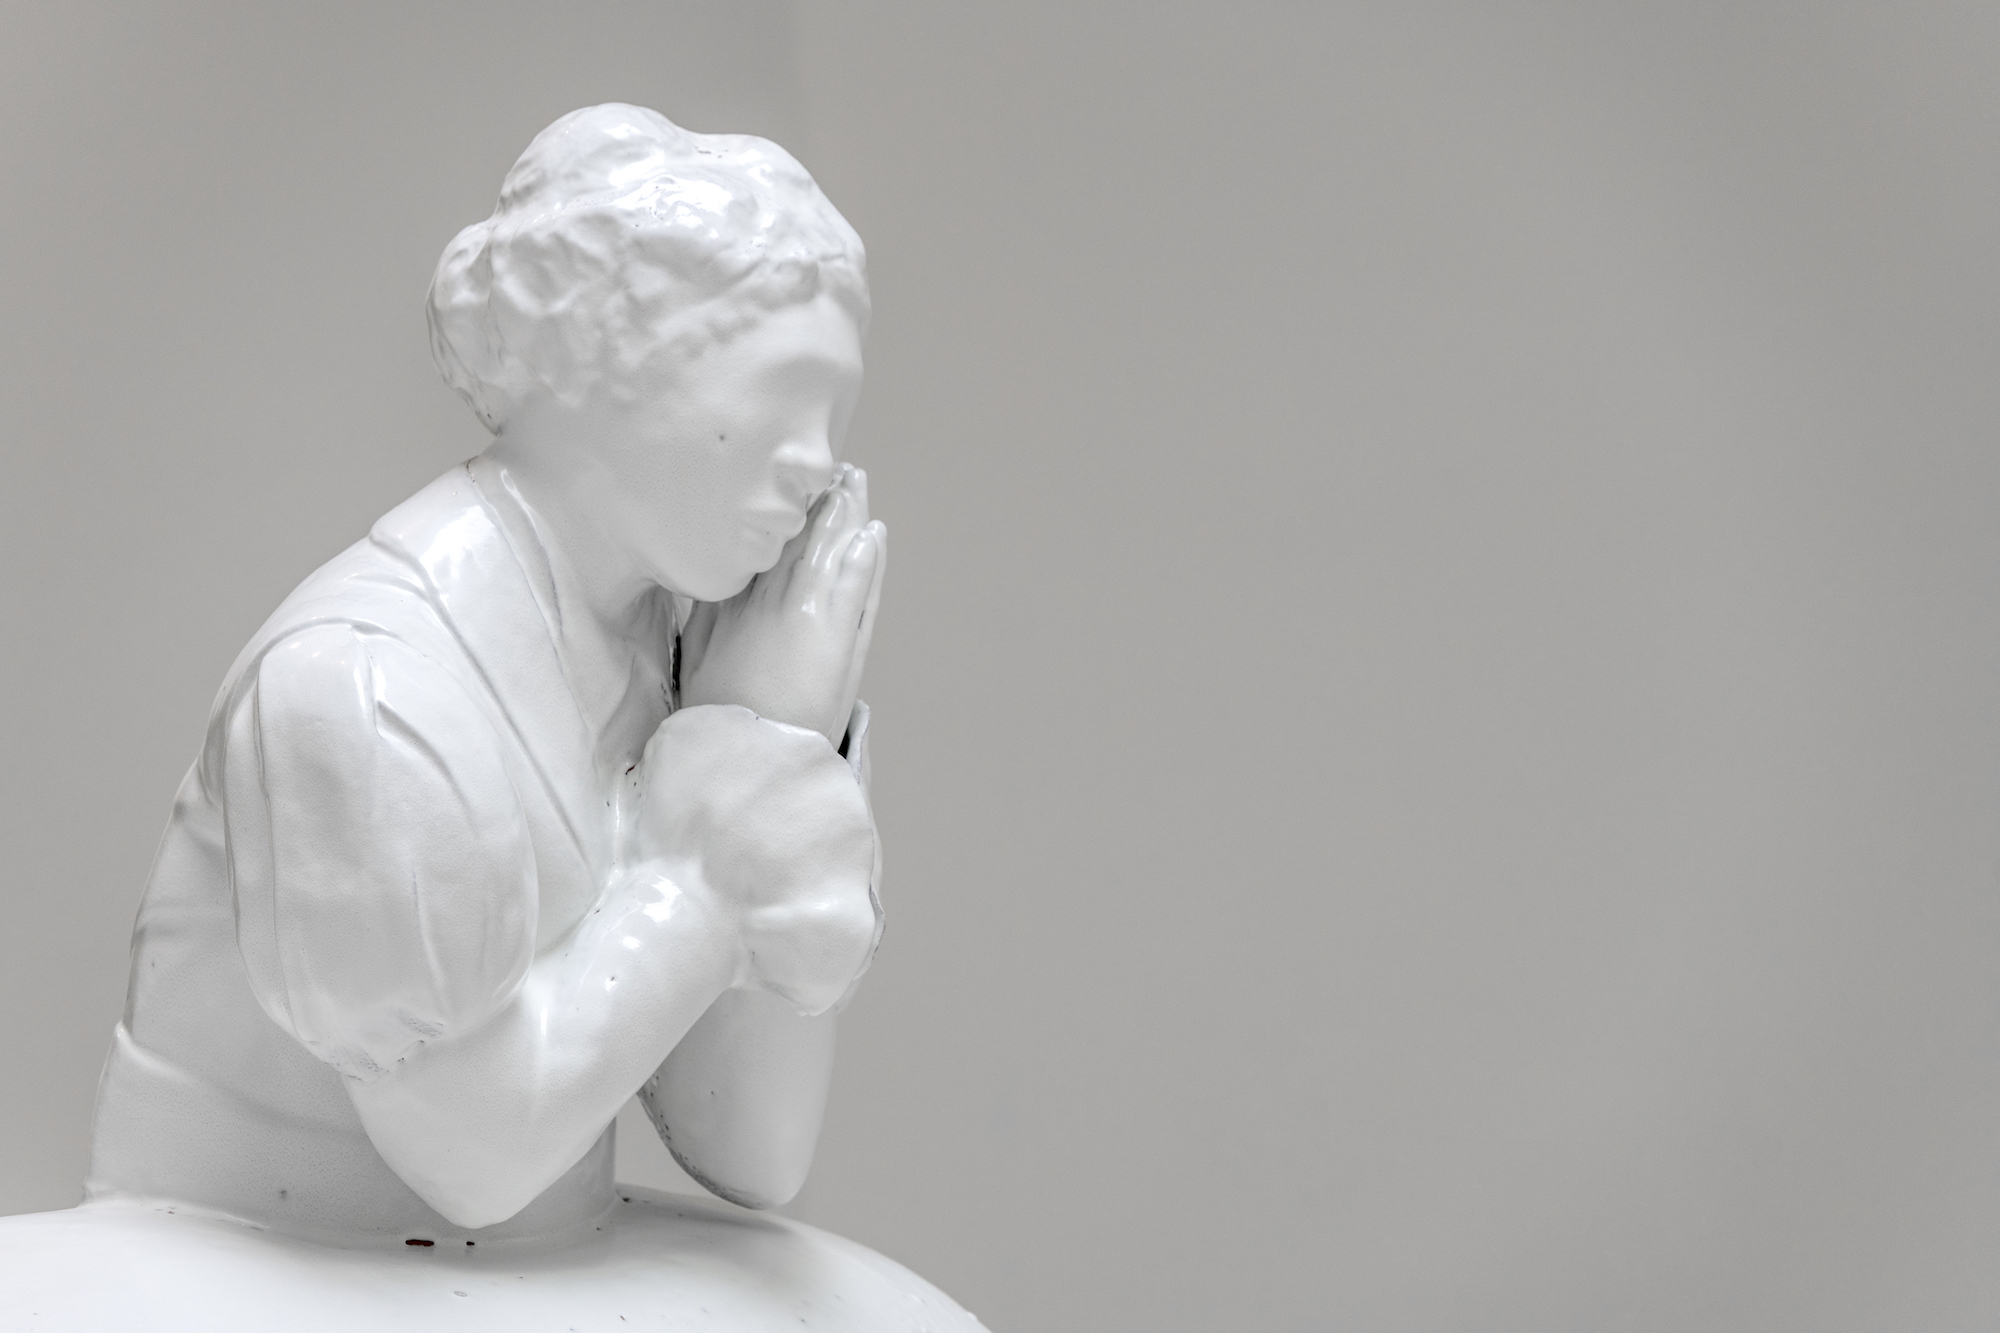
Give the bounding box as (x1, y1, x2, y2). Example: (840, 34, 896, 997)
(581, 292, 865, 603)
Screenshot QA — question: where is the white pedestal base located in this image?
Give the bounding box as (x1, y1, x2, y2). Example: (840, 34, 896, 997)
(0, 1187, 986, 1331)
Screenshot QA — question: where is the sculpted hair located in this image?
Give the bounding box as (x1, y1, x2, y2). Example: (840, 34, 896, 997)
(428, 103, 869, 432)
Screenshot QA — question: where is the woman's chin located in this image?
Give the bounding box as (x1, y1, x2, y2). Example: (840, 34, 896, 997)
(665, 539, 783, 603)
(681, 564, 762, 604)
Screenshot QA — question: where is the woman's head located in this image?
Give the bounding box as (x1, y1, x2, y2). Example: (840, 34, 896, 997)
(428, 103, 868, 432)
(433, 106, 869, 603)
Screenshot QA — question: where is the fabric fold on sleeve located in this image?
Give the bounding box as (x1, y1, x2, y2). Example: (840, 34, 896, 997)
(224, 623, 538, 1079)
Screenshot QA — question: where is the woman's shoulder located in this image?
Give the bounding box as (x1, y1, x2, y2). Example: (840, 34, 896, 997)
(215, 466, 504, 702)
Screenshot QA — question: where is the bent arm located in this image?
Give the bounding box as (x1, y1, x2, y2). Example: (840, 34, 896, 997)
(348, 860, 741, 1227)
(634, 700, 876, 1209)
(227, 636, 881, 1229)
(640, 991, 838, 1209)
(355, 704, 878, 1227)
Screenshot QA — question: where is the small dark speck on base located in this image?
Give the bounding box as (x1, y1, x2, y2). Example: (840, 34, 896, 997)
(466, 1240, 475, 1246)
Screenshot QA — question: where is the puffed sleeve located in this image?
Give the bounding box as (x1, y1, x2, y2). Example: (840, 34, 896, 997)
(222, 624, 538, 1080)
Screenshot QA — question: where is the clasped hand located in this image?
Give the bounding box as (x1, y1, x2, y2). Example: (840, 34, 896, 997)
(624, 465, 885, 1014)
(679, 464, 886, 748)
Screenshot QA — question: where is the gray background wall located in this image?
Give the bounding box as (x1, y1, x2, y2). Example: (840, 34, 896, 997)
(3, 4, 1997, 1330)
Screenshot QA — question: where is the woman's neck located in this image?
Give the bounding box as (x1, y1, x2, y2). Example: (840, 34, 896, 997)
(467, 449, 676, 778)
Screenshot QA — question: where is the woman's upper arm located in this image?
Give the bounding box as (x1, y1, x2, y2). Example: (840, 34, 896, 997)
(223, 623, 537, 1079)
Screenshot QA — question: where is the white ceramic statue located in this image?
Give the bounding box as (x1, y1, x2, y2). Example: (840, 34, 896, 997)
(0, 104, 985, 1332)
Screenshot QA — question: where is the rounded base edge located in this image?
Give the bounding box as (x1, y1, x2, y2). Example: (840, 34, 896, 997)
(0, 1186, 987, 1332)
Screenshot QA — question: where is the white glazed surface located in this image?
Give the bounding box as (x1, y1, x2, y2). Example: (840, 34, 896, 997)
(0, 104, 963, 1325)
(0, 1189, 985, 1332)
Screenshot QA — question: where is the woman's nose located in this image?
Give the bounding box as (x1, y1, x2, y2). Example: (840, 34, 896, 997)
(774, 436, 837, 502)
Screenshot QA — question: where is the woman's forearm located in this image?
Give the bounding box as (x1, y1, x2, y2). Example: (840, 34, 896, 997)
(346, 863, 739, 1229)
(343, 707, 879, 1230)
(639, 988, 838, 1208)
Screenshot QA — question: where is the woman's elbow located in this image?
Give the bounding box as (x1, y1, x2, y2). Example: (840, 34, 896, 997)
(669, 1136, 813, 1211)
